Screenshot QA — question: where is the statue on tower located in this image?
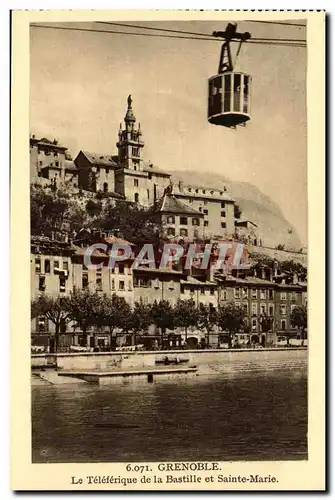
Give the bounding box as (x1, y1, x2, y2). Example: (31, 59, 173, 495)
(127, 94, 132, 108)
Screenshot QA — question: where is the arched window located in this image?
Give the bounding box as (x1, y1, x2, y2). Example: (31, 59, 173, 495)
(103, 182, 108, 193)
(134, 193, 139, 203)
(167, 215, 175, 224)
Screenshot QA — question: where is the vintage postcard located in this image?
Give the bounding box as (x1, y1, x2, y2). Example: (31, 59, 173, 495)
(10, 9, 325, 491)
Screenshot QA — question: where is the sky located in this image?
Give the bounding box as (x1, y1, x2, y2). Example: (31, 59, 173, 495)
(30, 20, 307, 245)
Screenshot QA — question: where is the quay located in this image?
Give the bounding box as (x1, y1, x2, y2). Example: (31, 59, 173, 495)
(31, 347, 307, 385)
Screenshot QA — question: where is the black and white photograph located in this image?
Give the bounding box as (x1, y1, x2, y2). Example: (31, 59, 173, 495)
(10, 10, 325, 491)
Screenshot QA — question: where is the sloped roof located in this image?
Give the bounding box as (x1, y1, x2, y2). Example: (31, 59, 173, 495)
(143, 162, 171, 177)
(152, 193, 204, 216)
(64, 160, 78, 172)
(80, 150, 119, 168)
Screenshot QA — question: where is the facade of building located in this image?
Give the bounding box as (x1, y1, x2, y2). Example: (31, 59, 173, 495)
(30, 136, 77, 187)
(31, 232, 307, 351)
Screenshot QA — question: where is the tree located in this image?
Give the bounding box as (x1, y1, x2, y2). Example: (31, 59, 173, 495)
(66, 289, 102, 347)
(198, 303, 218, 347)
(290, 305, 307, 345)
(123, 301, 153, 346)
(95, 294, 131, 346)
(234, 204, 242, 219)
(258, 313, 274, 334)
(95, 200, 161, 245)
(151, 300, 175, 343)
(31, 295, 71, 352)
(174, 299, 199, 344)
(217, 302, 246, 348)
(86, 199, 102, 217)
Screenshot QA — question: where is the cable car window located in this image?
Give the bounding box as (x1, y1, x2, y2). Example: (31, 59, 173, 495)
(233, 74, 241, 112)
(211, 76, 222, 115)
(224, 74, 231, 112)
(243, 75, 249, 113)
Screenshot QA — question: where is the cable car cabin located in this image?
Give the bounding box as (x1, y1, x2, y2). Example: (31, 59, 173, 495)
(208, 72, 251, 128)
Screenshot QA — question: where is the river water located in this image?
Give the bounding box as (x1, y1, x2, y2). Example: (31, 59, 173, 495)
(32, 371, 307, 463)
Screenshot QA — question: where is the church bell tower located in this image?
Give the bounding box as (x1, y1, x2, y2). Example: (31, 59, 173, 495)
(116, 95, 144, 171)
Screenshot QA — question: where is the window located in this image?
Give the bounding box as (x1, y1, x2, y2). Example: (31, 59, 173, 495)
(54, 260, 59, 271)
(221, 202, 225, 208)
(222, 289, 228, 301)
(280, 292, 287, 301)
(54, 151, 58, 157)
(118, 280, 125, 291)
(128, 281, 132, 291)
(55, 161, 59, 167)
(260, 304, 266, 315)
(59, 276, 66, 293)
(103, 182, 108, 193)
(147, 189, 150, 200)
(96, 271, 102, 291)
(134, 179, 139, 187)
(204, 200, 208, 205)
(200, 287, 205, 295)
(280, 304, 286, 315)
(252, 302, 257, 316)
(252, 288, 257, 299)
(37, 316, 49, 333)
(44, 259, 50, 274)
(291, 304, 297, 313)
(192, 218, 200, 226)
(221, 222, 226, 229)
(188, 188, 192, 192)
(39, 276, 46, 291)
(281, 320, 287, 331)
(189, 198, 193, 203)
(291, 292, 297, 302)
(167, 215, 175, 224)
(63, 261, 69, 271)
(106, 168, 109, 175)
(168, 280, 175, 290)
(268, 289, 274, 300)
(35, 258, 41, 273)
(242, 288, 248, 298)
(152, 278, 160, 289)
(251, 318, 257, 330)
(269, 304, 274, 316)
(118, 264, 125, 274)
(199, 206, 202, 212)
(221, 211, 226, 217)
(195, 189, 199, 193)
(167, 227, 175, 236)
(210, 288, 215, 295)
(111, 279, 115, 291)
(234, 288, 240, 299)
(204, 221, 209, 227)
(243, 302, 248, 313)
(202, 189, 206, 194)
(82, 272, 88, 289)
(180, 228, 188, 237)
(180, 216, 187, 225)
(181, 286, 185, 294)
(134, 193, 139, 203)
(260, 289, 266, 300)
(134, 277, 151, 288)
(203, 209, 208, 215)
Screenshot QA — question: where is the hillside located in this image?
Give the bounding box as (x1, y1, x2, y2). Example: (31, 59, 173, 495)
(171, 171, 303, 251)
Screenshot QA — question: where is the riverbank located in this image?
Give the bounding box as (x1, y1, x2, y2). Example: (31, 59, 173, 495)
(31, 347, 307, 385)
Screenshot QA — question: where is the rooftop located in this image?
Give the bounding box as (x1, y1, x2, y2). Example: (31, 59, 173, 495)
(80, 150, 119, 168)
(152, 192, 204, 216)
(143, 162, 171, 177)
